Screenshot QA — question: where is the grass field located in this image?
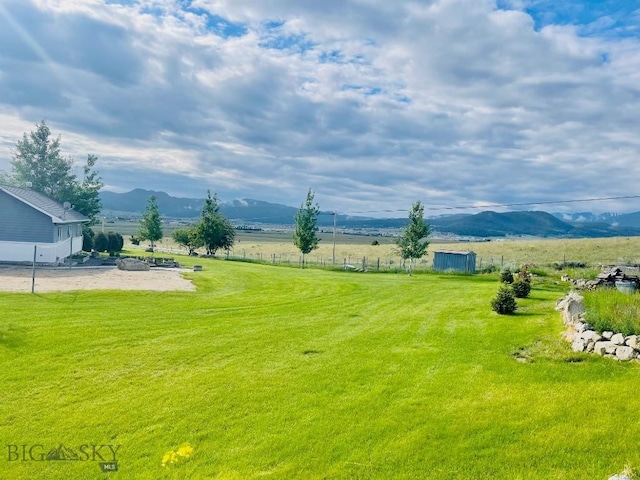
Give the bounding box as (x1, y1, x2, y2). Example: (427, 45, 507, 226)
(2, 249, 640, 479)
(107, 220, 640, 271)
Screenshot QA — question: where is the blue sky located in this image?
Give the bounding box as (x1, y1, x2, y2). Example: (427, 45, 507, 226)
(0, 0, 639, 216)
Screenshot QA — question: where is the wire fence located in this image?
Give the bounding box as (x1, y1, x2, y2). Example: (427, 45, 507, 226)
(140, 244, 510, 272)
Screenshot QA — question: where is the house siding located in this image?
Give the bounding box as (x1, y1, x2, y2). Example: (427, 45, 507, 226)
(0, 191, 53, 243)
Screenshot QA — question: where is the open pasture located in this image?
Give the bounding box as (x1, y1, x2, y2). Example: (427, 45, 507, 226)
(2, 253, 640, 478)
(140, 233, 640, 273)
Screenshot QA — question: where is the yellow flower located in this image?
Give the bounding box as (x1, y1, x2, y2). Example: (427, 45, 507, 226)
(176, 443, 194, 459)
(161, 443, 194, 467)
(161, 451, 178, 467)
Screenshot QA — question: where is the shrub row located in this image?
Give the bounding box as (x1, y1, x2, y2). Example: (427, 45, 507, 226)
(492, 267, 532, 314)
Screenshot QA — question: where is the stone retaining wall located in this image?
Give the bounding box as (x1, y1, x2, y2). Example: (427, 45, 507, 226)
(556, 292, 640, 362)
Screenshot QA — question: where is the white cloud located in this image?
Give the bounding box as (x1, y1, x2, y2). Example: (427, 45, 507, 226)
(0, 0, 639, 216)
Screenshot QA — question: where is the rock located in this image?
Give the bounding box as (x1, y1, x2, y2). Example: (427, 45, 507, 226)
(116, 258, 150, 271)
(609, 474, 633, 480)
(580, 330, 602, 343)
(611, 333, 625, 345)
(625, 335, 640, 350)
(586, 341, 595, 353)
(615, 346, 636, 361)
(575, 322, 588, 333)
(602, 331, 614, 340)
(594, 341, 614, 356)
(555, 292, 585, 326)
(571, 340, 586, 352)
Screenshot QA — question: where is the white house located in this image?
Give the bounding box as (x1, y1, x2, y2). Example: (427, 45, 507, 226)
(0, 185, 89, 263)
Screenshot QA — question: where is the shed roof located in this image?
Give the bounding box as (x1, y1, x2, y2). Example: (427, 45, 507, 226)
(434, 250, 475, 255)
(0, 184, 89, 224)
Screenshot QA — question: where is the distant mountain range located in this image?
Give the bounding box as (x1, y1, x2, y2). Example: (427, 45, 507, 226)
(100, 189, 640, 238)
(101, 189, 302, 222)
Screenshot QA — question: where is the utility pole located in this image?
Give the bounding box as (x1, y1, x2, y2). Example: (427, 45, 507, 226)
(332, 211, 337, 265)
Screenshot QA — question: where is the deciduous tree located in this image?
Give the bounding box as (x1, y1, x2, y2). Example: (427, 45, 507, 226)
(7, 121, 103, 248)
(396, 200, 431, 275)
(8, 121, 103, 220)
(293, 189, 320, 268)
(138, 196, 163, 251)
(172, 226, 203, 255)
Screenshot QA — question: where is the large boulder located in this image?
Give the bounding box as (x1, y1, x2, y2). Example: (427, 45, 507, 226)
(580, 330, 602, 343)
(610, 333, 625, 345)
(616, 346, 636, 361)
(116, 258, 150, 271)
(555, 292, 585, 326)
(571, 339, 586, 352)
(626, 335, 640, 350)
(594, 341, 615, 356)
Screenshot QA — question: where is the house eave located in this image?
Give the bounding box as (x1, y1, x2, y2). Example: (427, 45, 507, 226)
(0, 186, 89, 223)
(52, 218, 92, 225)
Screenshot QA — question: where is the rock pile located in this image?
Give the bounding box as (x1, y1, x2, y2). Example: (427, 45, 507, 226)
(564, 267, 640, 291)
(556, 292, 640, 361)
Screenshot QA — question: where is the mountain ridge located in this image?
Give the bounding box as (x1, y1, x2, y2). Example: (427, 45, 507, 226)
(100, 189, 640, 238)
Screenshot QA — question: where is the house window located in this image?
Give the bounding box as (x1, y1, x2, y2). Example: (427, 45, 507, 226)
(57, 226, 63, 241)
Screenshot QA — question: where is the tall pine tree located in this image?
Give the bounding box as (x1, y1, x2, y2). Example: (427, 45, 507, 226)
(197, 190, 235, 255)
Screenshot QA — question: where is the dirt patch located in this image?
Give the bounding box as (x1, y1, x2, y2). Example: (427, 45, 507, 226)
(0, 266, 196, 293)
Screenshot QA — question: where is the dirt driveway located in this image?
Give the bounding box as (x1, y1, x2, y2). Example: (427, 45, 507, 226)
(0, 266, 196, 293)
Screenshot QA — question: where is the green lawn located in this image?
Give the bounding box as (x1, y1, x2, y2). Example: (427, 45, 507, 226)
(1, 259, 639, 479)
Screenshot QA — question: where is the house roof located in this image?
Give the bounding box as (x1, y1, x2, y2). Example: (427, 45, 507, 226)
(0, 184, 89, 224)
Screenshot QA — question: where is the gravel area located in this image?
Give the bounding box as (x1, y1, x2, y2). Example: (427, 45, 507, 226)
(0, 266, 196, 293)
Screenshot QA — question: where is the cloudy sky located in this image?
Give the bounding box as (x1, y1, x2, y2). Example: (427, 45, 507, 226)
(0, 0, 639, 216)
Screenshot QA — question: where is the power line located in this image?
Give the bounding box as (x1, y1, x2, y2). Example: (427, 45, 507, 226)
(338, 195, 640, 215)
(225, 194, 640, 222)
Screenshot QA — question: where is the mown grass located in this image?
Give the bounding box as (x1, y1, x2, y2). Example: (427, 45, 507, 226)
(583, 288, 640, 335)
(1, 258, 640, 479)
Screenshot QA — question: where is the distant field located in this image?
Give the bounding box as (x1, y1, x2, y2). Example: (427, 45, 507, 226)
(2, 255, 640, 479)
(102, 218, 640, 270)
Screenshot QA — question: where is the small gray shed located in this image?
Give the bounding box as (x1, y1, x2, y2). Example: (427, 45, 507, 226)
(432, 250, 476, 274)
